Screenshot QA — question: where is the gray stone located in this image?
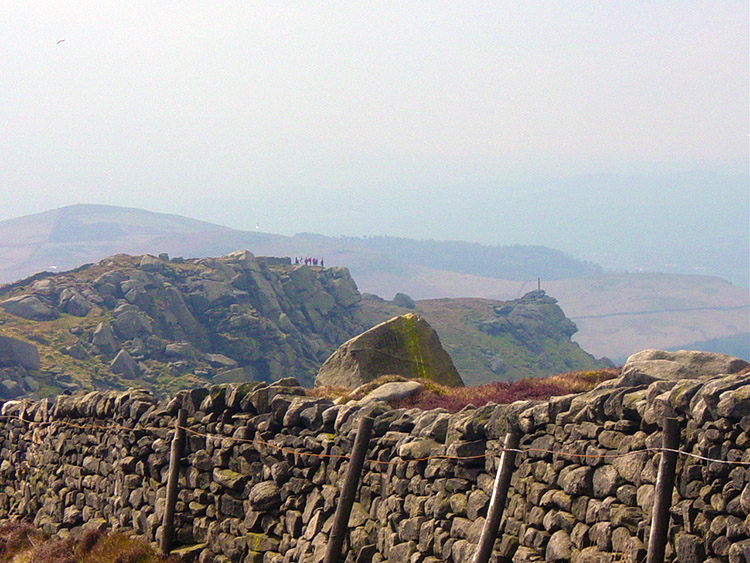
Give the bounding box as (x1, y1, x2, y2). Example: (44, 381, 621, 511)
(559, 465, 593, 496)
(717, 385, 750, 419)
(248, 481, 281, 510)
(0, 335, 40, 370)
(112, 306, 152, 339)
(0, 380, 23, 399)
(1, 294, 57, 320)
(110, 349, 140, 379)
(676, 533, 705, 563)
(139, 254, 166, 272)
(545, 530, 571, 562)
(92, 322, 118, 355)
(592, 465, 621, 498)
(62, 505, 82, 526)
(58, 287, 92, 316)
(213, 468, 245, 491)
(358, 381, 424, 404)
(206, 354, 239, 368)
(620, 349, 749, 386)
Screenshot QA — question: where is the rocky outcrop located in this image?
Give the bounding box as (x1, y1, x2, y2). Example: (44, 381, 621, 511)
(0, 251, 365, 393)
(315, 313, 463, 389)
(110, 349, 140, 379)
(0, 336, 40, 399)
(0, 294, 58, 321)
(479, 290, 578, 343)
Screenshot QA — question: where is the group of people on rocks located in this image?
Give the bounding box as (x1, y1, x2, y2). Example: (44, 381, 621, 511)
(295, 256, 324, 268)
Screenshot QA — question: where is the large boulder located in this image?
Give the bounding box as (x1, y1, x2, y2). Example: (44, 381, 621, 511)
(0, 335, 40, 370)
(619, 349, 749, 386)
(315, 313, 463, 389)
(1, 294, 58, 321)
(110, 349, 141, 379)
(92, 322, 118, 355)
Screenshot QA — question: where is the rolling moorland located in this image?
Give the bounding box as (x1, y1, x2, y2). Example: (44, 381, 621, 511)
(0, 204, 747, 363)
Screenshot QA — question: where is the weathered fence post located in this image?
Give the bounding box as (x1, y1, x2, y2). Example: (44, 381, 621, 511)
(324, 414, 374, 563)
(472, 428, 522, 563)
(160, 408, 187, 555)
(646, 416, 680, 563)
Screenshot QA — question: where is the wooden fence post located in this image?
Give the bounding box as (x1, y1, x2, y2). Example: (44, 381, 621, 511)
(646, 416, 680, 563)
(160, 408, 187, 555)
(324, 414, 373, 563)
(472, 428, 522, 563)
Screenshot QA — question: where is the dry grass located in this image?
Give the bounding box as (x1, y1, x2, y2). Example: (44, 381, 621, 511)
(0, 522, 42, 562)
(0, 523, 174, 563)
(545, 368, 621, 393)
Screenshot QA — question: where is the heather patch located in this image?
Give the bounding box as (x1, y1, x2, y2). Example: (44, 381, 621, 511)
(390, 368, 620, 412)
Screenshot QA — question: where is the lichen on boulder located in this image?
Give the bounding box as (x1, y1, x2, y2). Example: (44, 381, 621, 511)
(314, 313, 463, 389)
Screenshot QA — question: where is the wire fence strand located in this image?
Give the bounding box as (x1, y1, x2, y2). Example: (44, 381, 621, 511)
(2, 412, 747, 467)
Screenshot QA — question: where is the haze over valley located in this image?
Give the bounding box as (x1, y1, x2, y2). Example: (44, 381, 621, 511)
(0, 3, 747, 363)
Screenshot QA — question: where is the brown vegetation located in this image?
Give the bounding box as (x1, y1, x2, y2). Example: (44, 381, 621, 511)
(390, 368, 620, 413)
(0, 522, 174, 563)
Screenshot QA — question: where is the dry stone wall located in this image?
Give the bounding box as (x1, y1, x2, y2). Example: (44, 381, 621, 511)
(0, 371, 748, 563)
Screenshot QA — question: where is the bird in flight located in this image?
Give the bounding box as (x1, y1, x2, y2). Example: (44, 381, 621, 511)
(56, 39, 65, 44)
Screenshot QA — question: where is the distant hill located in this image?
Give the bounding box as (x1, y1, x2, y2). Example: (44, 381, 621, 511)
(0, 204, 601, 284)
(0, 204, 286, 283)
(0, 204, 747, 361)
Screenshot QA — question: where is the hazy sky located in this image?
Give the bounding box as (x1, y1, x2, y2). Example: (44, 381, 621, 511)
(0, 2, 747, 279)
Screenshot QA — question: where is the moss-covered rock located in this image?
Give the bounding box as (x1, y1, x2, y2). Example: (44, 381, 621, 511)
(314, 313, 463, 389)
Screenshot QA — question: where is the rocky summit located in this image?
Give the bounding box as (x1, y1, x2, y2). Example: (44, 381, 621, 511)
(315, 313, 464, 389)
(0, 251, 364, 396)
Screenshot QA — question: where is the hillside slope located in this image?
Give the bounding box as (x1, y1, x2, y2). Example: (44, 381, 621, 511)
(362, 267, 749, 361)
(0, 251, 611, 398)
(361, 290, 611, 386)
(0, 205, 600, 284)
